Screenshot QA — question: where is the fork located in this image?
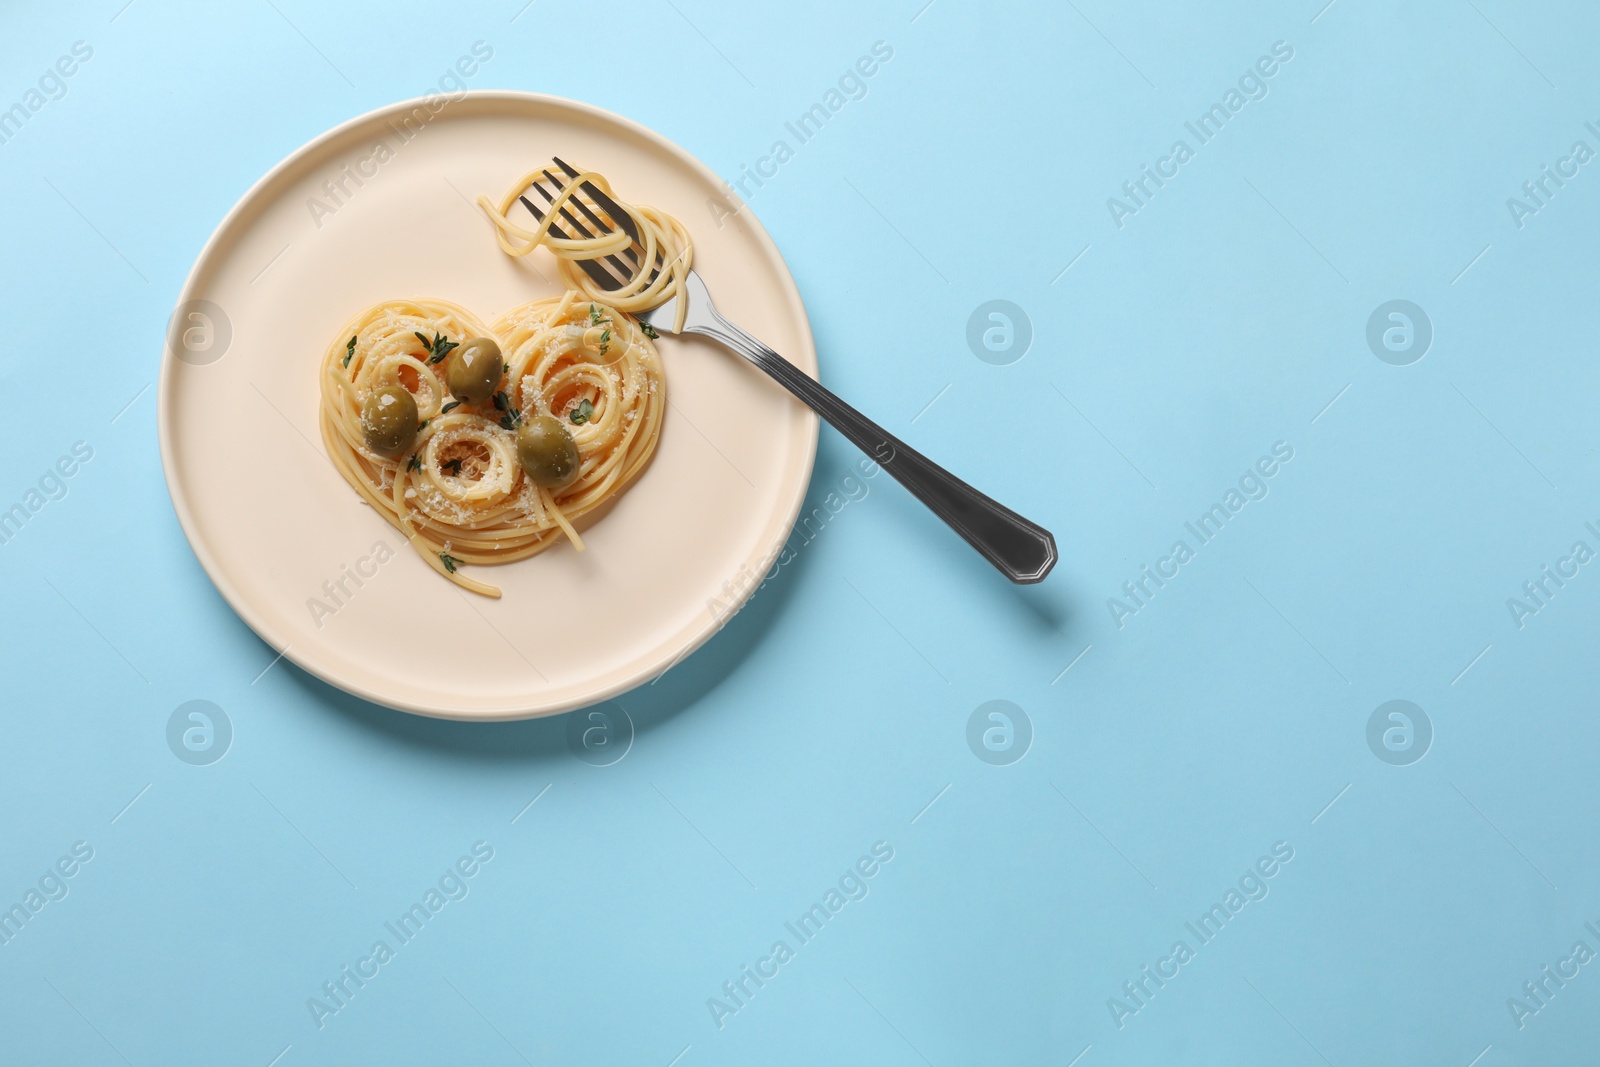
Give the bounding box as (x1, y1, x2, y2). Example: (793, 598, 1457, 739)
(518, 158, 1058, 584)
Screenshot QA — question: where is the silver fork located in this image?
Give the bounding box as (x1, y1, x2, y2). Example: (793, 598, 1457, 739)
(520, 159, 1058, 584)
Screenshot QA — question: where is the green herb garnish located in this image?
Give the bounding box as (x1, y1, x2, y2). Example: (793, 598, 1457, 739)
(442, 459, 463, 476)
(569, 398, 595, 425)
(439, 552, 461, 574)
(589, 304, 602, 325)
(415, 331, 459, 365)
(640, 322, 659, 339)
(491, 391, 521, 430)
(416, 420, 429, 433)
(344, 335, 357, 367)
(441, 400, 461, 414)
(406, 454, 421, 472)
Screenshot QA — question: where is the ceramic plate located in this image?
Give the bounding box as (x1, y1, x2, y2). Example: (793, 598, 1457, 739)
(158, 92, 818, 720)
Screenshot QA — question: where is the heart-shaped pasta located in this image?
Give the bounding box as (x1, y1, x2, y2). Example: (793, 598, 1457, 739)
(319, 292, 665, 597)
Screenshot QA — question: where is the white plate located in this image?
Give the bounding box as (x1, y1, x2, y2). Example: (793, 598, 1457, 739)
(158, 92, 818, 720)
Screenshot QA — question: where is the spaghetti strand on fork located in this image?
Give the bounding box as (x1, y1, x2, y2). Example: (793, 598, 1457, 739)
(476, 165, 693, 332)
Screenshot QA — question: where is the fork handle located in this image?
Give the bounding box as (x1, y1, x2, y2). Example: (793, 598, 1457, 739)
(685, 317, 1058, 584)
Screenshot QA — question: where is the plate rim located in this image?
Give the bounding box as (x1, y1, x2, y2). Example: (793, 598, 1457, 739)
(156, 89, 819, 721)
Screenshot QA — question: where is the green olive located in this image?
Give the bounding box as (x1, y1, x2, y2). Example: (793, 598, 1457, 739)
(446, 336, 504, 403)
(516, 415, 580, 488)
(361, 385, 419, 459)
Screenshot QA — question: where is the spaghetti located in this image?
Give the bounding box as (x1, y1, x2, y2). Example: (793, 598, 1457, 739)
(319, 294, 665, 597)
(476, 164, 694, 332)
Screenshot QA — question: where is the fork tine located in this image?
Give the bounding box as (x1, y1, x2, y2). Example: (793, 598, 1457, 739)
(543, 169, 640, 270)
(552, 157, 642, 245)
(531, 176, 636, 285)
(537, 172, 638, 274)
(556, 161, 688, 294)
(546, 160, 678, 296)
(518, 194, 554, 230)
(518, 195, 621, 292)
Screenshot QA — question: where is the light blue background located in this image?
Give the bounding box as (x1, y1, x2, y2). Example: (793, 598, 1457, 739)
(2, 0, 1596, 1063)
